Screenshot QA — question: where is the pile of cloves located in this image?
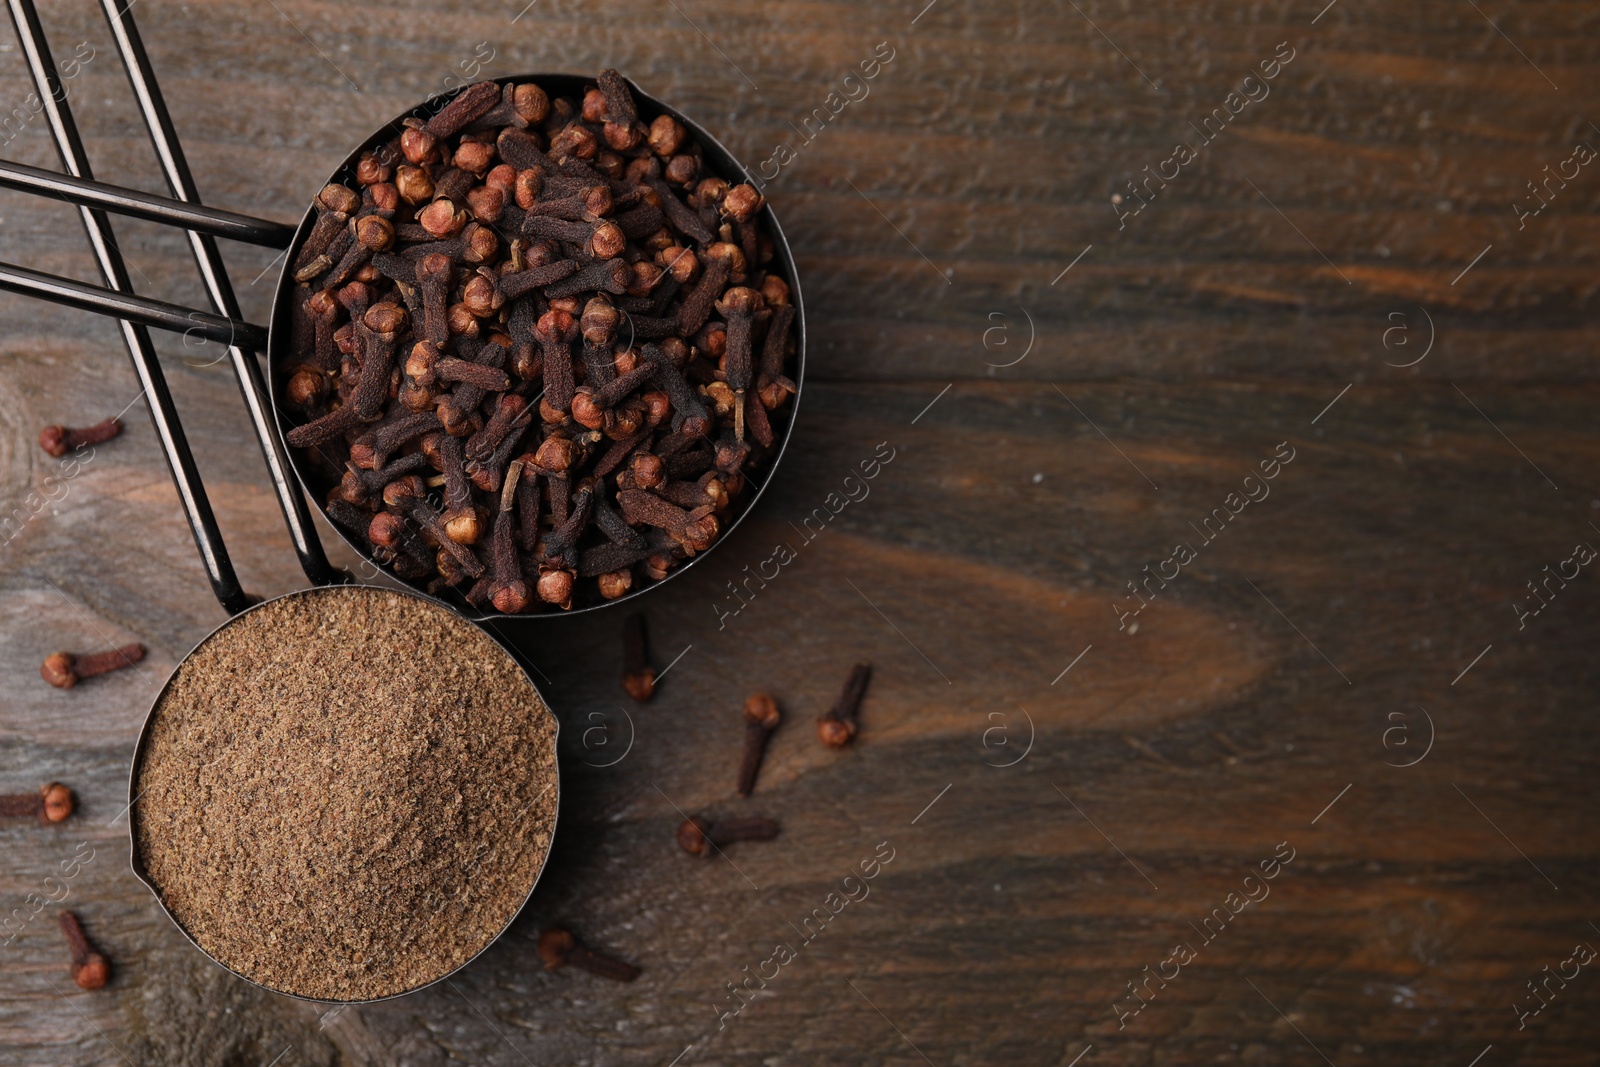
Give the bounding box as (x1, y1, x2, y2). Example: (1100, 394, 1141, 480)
(282, 70, 797, 613)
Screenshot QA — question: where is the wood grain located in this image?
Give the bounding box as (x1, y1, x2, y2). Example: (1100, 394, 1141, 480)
(0, 0, 1597, 1065)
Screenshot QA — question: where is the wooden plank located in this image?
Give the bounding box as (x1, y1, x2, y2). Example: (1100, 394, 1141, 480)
(0, 0, 1595, 1064)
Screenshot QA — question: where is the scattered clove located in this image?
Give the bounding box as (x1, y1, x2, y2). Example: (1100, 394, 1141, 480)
(58, 911, 110, 990)
(538, 927, 641, 982)
(0, 782, 74, 823)
(38, 417, 121, 457)
(40, 644, 145, 689)
(818, 663, 871, 749)
(676, 815, 780, 856)
(621, 612, 655, 702)
(736, 694, 780, 797)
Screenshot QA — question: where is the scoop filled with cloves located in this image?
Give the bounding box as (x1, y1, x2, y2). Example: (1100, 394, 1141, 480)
(275, 69, 805, 618)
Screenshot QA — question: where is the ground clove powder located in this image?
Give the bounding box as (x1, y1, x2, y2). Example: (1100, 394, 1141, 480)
(134, 586, 557, 1001)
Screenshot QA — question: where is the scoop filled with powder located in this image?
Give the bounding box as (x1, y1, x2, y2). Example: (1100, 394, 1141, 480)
(133, 585, 558, 1001)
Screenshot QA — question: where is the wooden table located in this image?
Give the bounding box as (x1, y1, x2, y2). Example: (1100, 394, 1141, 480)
(1, 1, 1596, 1064)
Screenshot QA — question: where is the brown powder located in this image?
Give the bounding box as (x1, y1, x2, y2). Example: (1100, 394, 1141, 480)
(134, 586, 558, 1001)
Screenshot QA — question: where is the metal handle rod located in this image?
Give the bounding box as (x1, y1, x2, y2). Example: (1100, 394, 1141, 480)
(0, 158, 296, 248)
(6, 0, 251, 616)
(0, 260, 268, 350)
(99, 0, 341, 590)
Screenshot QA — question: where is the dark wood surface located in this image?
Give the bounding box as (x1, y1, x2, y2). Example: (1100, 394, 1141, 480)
(1, 1, 1597, 1064)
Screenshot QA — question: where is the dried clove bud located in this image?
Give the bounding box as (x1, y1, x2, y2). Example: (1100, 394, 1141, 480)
(676, 815, 780, 856)
(819, 664, 872, 748)
(41, 645, 145, 689)
(59, 911, 110, 990)
(39, 417, 122, 457)
(538, 927, 640, 982)
(0, 782, 74, 823)
(621, 612, 655, 702)
(737, 694, 781, 797)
